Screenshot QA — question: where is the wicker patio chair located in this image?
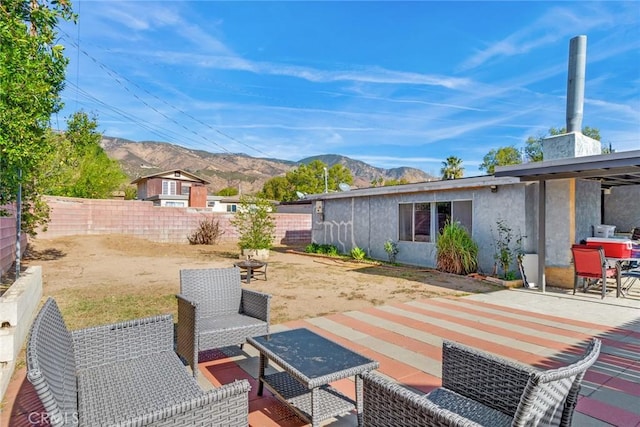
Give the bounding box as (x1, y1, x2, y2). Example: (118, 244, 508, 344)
(362, 338, 601, 427)
(176, 267, 271, 377)
(27, 297, 250, 427)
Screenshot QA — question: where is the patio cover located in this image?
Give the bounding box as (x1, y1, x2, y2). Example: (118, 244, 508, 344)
(495, 149, 640, 292)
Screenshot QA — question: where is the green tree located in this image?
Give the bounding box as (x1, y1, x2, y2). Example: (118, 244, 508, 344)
(42, 111, 127, 198)
(479, 146, 522, 175)
(262, 160, 353, 201)
(217, 187, 239, 196)
(524, 133, 545, 163)
(0, 0, 75, 234)
(440, 156, 464, 180)
(326, 163, 353, 191)
(525, 126, 602, 162)
(383, 178, 409, 186)
(261, 176, 293, 201)
(285, 160, 326, 195)
(370, 177, 384, 187)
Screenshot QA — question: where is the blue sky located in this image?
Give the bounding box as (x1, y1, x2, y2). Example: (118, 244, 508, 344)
(55, 1, 640, 177)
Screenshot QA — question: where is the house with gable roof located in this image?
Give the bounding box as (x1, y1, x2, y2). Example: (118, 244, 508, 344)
(131, 169, 215, 208)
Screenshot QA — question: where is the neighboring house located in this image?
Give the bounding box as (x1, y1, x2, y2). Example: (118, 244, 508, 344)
(131, 169, 215, 208)
(306, 139, 640, 288)
(209, 197, 241, 213)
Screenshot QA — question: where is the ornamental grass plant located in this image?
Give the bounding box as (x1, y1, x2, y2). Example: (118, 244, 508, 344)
(436, 220, 478, 275)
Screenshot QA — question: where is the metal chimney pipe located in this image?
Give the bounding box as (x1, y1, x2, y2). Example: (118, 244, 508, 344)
(566, 35, 587, 133)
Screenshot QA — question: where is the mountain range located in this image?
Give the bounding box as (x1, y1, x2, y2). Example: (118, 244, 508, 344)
(101, 136, 436, 194)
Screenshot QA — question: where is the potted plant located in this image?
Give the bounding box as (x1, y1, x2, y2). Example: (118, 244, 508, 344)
(230, 195, 276, 260)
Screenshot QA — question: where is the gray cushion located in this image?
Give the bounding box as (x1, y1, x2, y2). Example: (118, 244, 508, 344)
(425, 387, 513, 427)
(77, 351, 201, 426)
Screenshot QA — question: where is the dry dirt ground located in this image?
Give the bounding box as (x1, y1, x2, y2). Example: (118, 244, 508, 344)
(15, 234, 501, 329)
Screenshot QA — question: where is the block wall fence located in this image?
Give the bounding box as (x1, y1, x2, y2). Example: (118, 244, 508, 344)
(0, 204, 28, 277)
(1, 196, 312, 274)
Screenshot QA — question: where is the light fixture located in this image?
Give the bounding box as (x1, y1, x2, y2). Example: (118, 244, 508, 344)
(490, 185, 498, 193)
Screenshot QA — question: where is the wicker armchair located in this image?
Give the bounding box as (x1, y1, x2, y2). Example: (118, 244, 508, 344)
(176, 267, 271, 377)
(27, 297, 250, 427)
(362, 338, 601, 427)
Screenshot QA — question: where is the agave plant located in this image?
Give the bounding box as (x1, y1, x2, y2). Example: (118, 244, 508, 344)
(351, 247, 366, 260)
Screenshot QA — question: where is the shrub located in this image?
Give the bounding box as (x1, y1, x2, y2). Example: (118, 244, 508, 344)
(436, 220, 478, 275)
(304, 243, 339, 256)
(351, 247, 366, 260)
(326, 245, 339, 256)
(384, 240, 399, 263)
(305, 243, 320, 253)
(492, 219, 524, 279)
(187, 218, 224, 245)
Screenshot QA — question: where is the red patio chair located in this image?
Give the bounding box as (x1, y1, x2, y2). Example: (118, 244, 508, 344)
(571, 244, 620, 299)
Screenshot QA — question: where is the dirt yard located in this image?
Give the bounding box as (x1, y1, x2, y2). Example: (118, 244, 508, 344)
(15, 234, 500, 329)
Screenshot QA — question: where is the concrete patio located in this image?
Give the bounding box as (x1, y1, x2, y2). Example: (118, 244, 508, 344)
(2, 286, 639, 426)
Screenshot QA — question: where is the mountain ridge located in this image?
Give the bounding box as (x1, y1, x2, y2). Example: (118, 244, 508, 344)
(101, 136, 436, 194)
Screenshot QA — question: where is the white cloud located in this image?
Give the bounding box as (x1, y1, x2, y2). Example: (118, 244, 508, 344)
(458, 5, 616, 71)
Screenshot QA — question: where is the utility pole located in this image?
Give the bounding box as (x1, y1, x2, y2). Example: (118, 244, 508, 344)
(323, 167, 328, 193)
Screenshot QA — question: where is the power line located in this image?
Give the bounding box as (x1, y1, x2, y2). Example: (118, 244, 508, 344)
(60, 81, 245, 173)
(59, 30, 271, 158)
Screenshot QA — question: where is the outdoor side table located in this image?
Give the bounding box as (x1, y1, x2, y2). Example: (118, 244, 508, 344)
(247, 328, 379, 427)
(233, 259, 266, 284)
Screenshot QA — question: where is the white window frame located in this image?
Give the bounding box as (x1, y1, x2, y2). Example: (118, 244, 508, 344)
(162, 180, 177, 195)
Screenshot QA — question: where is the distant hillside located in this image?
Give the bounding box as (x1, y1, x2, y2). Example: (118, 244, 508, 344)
(300, 154, 433, 187)
(101, 137, 436, 194)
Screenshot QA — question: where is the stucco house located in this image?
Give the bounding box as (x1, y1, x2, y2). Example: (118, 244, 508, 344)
(306, 143, 640, 289)
(307, 35, 640, 290)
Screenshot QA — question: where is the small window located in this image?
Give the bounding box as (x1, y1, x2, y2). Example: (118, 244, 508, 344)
(226, 204, 237, 213)
(452, 200, 473, 235)
(398, 204, 413, 241)
(398, 200, 472, 242)
(162, 180, 177, 195)
(437, 202, 451, 235)
(398, 202, 431, 242)
(181, 183, 191, 196)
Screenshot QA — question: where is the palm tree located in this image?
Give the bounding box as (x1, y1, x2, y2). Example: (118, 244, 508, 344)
(440, 156, 464, 180)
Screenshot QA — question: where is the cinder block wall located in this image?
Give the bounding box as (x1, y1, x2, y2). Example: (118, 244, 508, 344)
(0, 204, 27, 276)
(37, 196, 311, 245)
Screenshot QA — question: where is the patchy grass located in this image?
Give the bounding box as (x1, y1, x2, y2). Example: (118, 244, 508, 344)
(340, 291, 367, 300)
(56, 291, 177, 330)
(18, 235, 499, 332)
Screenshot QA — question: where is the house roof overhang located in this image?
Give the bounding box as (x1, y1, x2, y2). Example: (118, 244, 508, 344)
(305, 175, 522, 200)
(130, 169, 211, 185)
(494, 150, 640, 188)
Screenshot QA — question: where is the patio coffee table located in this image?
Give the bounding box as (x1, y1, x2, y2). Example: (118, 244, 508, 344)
(247, 328, 379, 427)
